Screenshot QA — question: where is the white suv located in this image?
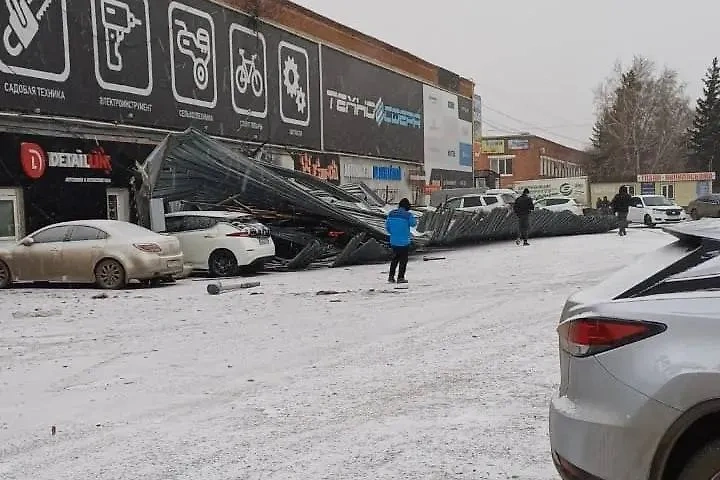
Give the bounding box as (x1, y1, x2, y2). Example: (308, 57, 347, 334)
(443, 193, 514, 213)
(535, 196, 583, 215)
(164, 211, 275, 277)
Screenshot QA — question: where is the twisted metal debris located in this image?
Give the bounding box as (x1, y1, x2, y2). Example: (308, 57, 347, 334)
(417, 208, 619, 246)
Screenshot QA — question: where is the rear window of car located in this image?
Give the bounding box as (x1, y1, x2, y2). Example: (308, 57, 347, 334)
(482, 196, 499, 205)
(546, 198, 569, 206)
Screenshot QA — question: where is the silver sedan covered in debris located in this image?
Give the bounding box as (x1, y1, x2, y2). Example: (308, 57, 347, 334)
(0, 220, 183, 289)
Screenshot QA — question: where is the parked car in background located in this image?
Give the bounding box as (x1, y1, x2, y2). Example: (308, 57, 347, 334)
(535, 196, 583, 215)
(164, 211, 275, 277)
(688, 193, 720, 220)
(0, 220, 183, 289)
(441, 193, 514, 214)
(628, 194, 687, 227)
(550, 220, 720, 480)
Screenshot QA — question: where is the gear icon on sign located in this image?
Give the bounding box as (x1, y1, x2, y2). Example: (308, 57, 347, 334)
(295, 89, 306, 113)
(283, 56, 300, 98)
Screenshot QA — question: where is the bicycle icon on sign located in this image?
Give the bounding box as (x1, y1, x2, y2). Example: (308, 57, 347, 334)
(234, 48, 263, 97)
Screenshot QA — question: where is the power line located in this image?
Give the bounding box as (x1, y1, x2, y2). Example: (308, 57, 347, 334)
(481, 103, 589, 145)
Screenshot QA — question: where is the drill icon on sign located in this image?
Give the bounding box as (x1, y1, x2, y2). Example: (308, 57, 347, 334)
(100, 0, 141, 72)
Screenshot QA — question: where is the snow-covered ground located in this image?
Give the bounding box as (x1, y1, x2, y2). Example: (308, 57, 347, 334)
(0, 229, 672, 480)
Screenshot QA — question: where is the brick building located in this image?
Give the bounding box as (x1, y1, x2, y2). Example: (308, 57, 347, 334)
(474, 135, 589, 187)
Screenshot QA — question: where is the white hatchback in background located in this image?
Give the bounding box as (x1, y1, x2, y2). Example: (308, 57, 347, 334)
(164, 211, 275, 277)
(535, 196, 584, 215)
(628, 195, 687, 227)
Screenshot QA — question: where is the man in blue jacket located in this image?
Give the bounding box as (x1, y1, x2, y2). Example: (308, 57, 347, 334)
(385, 198, 416, 283)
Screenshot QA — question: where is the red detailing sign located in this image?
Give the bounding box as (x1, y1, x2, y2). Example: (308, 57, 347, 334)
(20, 142, 48, 179)
(19, 143, 112, 180)
(637, 172, 716, 182)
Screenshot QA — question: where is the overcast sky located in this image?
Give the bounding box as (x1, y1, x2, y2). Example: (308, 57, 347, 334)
(293, 0, 718, 150)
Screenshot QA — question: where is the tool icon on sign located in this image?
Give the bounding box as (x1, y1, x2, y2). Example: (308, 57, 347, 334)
(100, 0, 142, 71)
(234, 48, 263, 97)
(282, 55, 306, 114)
(174, 19, 210, 90)
(3, 0, 53, 57)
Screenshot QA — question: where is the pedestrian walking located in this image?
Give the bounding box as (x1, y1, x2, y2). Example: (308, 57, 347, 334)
(610, 186, 632, 236)
(602, 196, 611, 215)
(385, 197, 416, 283)
(513, 188, 534, 246)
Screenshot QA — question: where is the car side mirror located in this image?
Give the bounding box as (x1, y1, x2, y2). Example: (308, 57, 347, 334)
(20, 237, 34, 247)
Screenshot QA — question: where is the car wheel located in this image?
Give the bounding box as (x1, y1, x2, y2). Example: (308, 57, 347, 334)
(94, 259, 126, 290)
(644, 214, 655, 228)
(208, 250, 238, 278)
(690, 209, 699, 220)
(678, 439, 720, 480)
(0, 260, 11, 289)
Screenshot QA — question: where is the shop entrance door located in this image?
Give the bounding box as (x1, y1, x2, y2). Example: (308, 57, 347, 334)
(0, 188, 24, 241)
(106, 188, 130, 222)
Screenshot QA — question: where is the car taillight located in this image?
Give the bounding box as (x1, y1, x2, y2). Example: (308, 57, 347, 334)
(558, 318, 666, 357)
(226, 231, 250, 237)
(134, 243, 162, 253)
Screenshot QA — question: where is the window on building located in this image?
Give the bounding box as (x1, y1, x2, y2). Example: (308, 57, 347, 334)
(489, 156, 514, 175)
(662, 184, 675, 199)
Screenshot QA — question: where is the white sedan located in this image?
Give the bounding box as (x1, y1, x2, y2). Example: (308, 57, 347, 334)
(164, 211, 275, 277)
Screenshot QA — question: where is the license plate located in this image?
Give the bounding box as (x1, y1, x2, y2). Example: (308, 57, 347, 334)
(259, 237, 269, 245)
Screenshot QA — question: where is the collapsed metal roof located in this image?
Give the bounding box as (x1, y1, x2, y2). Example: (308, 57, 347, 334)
(135, 128, 390, 239)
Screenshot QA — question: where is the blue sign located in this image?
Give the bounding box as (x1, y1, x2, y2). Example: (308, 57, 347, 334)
(641, 182, 655, 195)
(373, 165, 402, 181)
(459, 142, 473, 167)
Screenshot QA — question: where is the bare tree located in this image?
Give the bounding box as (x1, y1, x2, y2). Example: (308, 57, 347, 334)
(590, 56, 692, 179)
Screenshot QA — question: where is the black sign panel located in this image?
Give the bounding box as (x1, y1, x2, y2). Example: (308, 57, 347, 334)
(321, 45, 424, 163)
(0, 0, 321, 149)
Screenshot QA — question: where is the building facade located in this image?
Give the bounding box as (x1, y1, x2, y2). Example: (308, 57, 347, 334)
(0, 0, 474, 240)
(590, 172, 716, 208)
(473, 135, 588, 188)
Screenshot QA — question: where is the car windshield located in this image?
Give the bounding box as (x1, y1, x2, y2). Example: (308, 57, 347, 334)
(644, 196, 674, 206)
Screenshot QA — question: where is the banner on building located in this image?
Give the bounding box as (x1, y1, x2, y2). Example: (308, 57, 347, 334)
(0, 0, 323, 149)
(481, 139, 505, 154)
(292, 151, 340, 184)
(321, 46, 424, 162)
(507, 138, 529, 150)
(472, 94, 482, 142)
(637, 172, 716, 182)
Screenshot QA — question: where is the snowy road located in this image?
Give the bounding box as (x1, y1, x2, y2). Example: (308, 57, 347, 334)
(0, 229, 672, 480)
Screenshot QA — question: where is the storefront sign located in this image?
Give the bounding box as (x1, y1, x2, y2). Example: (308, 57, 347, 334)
(640, 182, 656, 195)
(321, 46, 424, 162)
(343, 162, 373, 180)
(508, 138, 529, 150)
(20, 142, 111, 180)
(637, 172, 716, 182)
(481, 139, 505, 154)
(0, 0, 322, 150)
(292, 152, 340, 184)
(372, 165, 402, 181)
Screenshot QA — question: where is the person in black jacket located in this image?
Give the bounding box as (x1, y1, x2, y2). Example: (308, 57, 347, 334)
(610, 186, 632, 236)
(513, 188, 534, 246)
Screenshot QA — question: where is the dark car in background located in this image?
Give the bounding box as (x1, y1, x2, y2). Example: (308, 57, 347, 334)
(688, 193, 720, 220)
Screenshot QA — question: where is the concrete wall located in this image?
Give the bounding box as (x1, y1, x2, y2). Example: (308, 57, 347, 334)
(340, 157, 413, 203)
